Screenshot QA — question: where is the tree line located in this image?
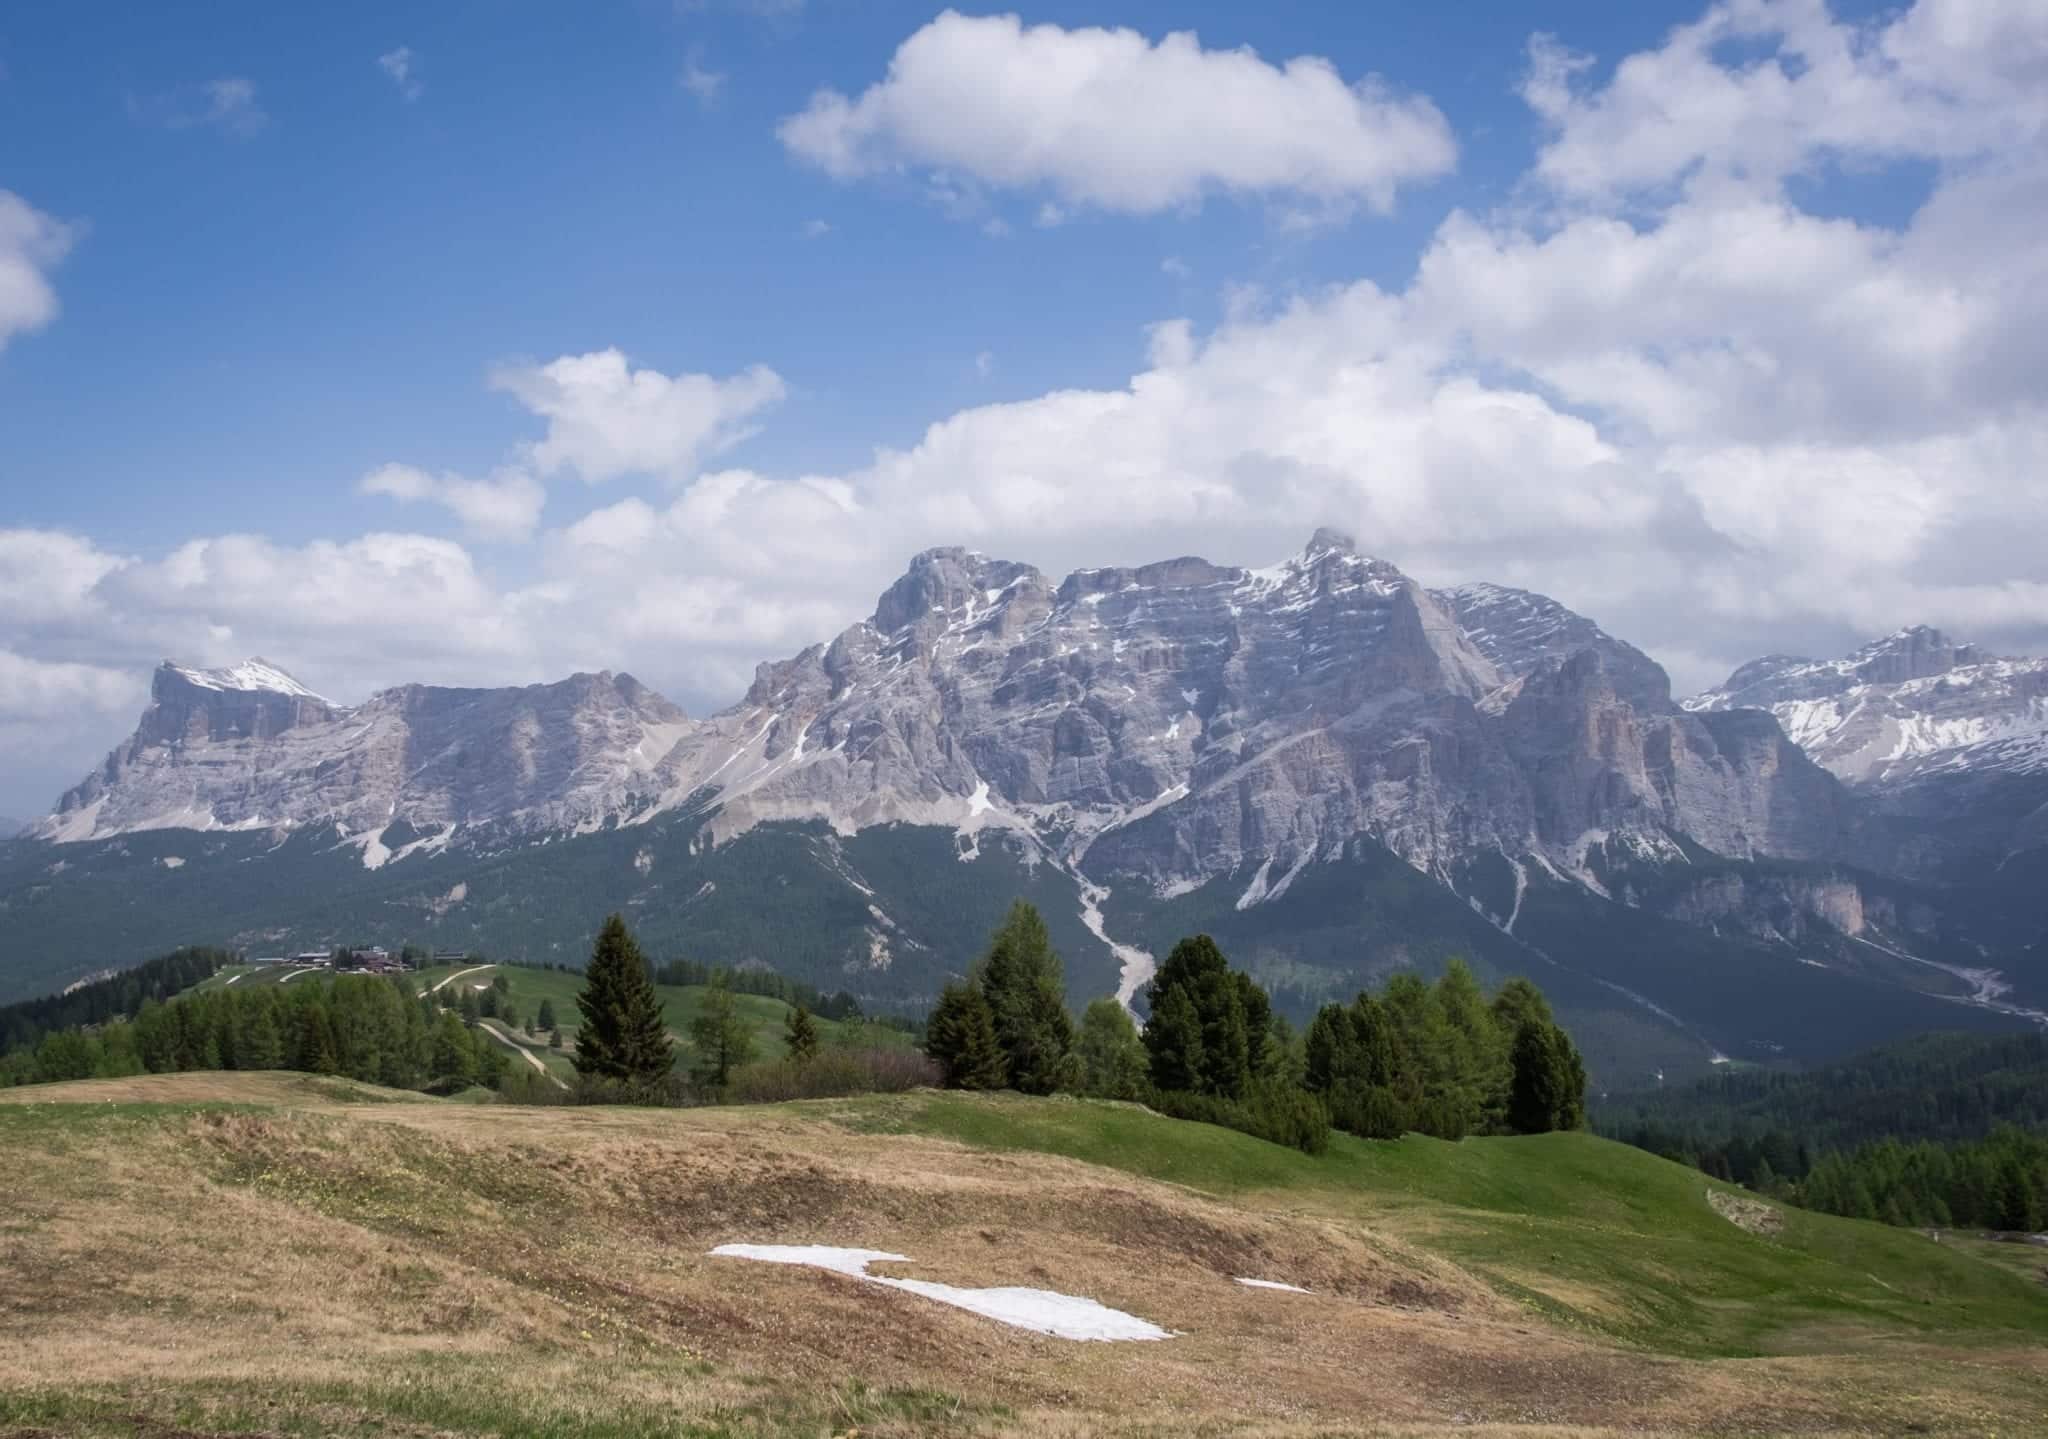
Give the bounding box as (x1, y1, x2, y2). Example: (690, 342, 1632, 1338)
(0, 946, 231, 1057)
(924, 901, 1587, 1153)
(1797, 1127, 2048, 1232)
(1592, 1030, 2048, 1233)
(5, 972, 509, 1093)
(1595, 1029, 2048, 1169)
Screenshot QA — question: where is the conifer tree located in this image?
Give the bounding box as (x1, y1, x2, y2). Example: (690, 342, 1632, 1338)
(975, 901, 1076, 1094)
(925, 982, 1005, 1089)
(572, 914, 675, 1084)
(1076, 997, 1147, 1100)
(688, 974, 756, 1089)
(429, 1010, 478, 1086)
(1143, 983, 1206, 1093)
(784, 1002, 820, 1064)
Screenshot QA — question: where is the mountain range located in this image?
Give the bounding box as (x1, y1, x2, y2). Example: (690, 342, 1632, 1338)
(4, 530, 2043, 1083)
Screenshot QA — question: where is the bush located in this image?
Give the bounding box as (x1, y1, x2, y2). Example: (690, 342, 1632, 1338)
(1145, 1081, 1330, 1155)
(724, 1047, 941, 1104)
(1327, 1081, 1407, 1140)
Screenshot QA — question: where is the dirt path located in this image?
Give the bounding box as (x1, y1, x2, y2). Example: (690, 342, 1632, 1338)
(424, 964, 493, 996)
(479, 1020, 569, 1091)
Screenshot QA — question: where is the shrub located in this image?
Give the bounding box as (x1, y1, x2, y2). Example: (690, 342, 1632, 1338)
(1145, 1080, 1330, 1155)
(1326, 1081, 1407, 1140)
(725, 1047, 941, 1104)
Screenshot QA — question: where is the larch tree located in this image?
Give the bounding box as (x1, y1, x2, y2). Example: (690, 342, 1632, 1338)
(688, 974, 756, 1089)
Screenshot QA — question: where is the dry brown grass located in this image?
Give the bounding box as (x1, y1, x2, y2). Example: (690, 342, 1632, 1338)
(1, 1074, 2043, 1437)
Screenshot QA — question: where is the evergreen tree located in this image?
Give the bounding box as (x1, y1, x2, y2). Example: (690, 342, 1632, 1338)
(293, 1004, 339, 1075)
(572, 914, 674, 1085)
(975, 902, 1076, 1094)
(429, 1011, 478, 1086)
(536, 999, 558, 1033)
(1508, 1021, 1568, 1134)
(1076, 997, 1148, 1100)
(688, 974, 756, 1089)
(242, 1003, 284, 1070)
(1143, 983, 1206, 1093)
(925, 982, 1005, 1089)
(784, 1002, 820, 1064)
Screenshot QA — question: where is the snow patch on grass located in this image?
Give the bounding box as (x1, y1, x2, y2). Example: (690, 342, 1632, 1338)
(1234, 1276, 1310, 1293)
(710, 1243, 1173, 1342)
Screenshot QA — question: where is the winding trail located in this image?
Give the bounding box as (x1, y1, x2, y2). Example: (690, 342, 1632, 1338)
(424, 964, 493, 996)
(478, 1020, 569, 1091)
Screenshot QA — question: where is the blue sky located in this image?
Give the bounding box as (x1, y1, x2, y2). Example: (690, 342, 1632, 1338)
(2, 0, 2045, 816)
(1, 0, 1667, 548)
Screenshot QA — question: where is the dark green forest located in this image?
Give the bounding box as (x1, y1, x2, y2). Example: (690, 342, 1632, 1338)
(3, 971, 508, 1093)
(1597, 1030, 2048, 1231)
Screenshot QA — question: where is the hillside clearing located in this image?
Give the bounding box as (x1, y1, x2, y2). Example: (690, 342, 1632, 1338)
(1, 1075, 2044, 1436)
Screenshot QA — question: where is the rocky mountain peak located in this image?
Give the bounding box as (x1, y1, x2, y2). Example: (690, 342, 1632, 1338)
(1688, 627, 2048, 786)
(1846, 626, 1983, 684)
(870, 547, 1047, 635)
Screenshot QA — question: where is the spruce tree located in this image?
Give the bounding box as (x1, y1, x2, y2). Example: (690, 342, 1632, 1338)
(926, 982, 1005, 1089)
(784, 1002, 820, 1064)
(572, 914, 675, 1084)
(1508, 1021, 1570, 1134)
(1143, 983, 1205, 1093)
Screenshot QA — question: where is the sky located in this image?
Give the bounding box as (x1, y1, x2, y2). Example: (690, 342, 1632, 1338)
(2, 0, 2046, 819)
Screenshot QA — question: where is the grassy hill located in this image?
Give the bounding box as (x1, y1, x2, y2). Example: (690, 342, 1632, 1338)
(4, 1074, 2046, 1436)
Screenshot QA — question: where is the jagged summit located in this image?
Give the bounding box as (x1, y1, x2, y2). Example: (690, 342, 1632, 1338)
(31, 535, 1842, 911)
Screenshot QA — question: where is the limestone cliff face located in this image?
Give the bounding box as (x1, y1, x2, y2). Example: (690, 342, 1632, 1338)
(33, 663, 690, 852)
(31, 534, 1855, 906)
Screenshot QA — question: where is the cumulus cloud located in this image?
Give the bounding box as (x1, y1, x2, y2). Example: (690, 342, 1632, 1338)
(377, 47, 423, 102)
(359, 463, 546, 541)
(0, 191, 77, 352)
(777, 10, 1455, 216)
(489, 348, 786, 484)
(1523, 0, 2048, 200)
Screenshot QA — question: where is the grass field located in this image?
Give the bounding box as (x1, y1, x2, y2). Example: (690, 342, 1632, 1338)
(3, 1074, 2045, 1437)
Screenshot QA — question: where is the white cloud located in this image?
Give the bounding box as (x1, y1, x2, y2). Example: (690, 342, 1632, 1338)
(680, 49, 726, 107)
(377, 47, 423, 102)
(973, 350, 994, 378)
(132, 77, 268, 137)
(1523, 0, 2048, 199)
(359, 463, 545, 541)
(1160, 255, 1191, 280)
(489, 348, 786, 484)
(0, 193, 76, 353)
(777, 11, 1455, 216)
(0, 651, 144, 723)
(800, 218, 832, 239)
